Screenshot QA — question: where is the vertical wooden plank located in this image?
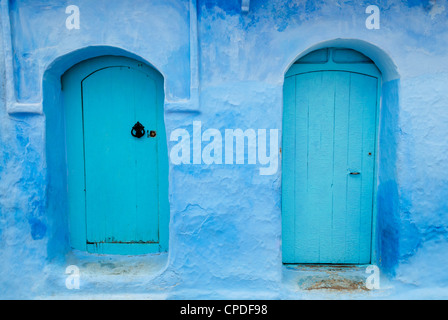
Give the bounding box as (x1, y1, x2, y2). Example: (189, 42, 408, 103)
(133, 70, 160, 243)
(358, 75, 378, 264)
(314, 71, 336, 263)
(331, 71, 351, 263)
(345, 73, 369, 263)
(282, 76, 296, 263)
(294, 72, 334, 263)
(63, 72, 87, 251)
(293, 73, 313, 263)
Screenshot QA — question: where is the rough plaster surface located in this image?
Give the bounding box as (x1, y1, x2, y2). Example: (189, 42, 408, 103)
(0, 0, 447, 299)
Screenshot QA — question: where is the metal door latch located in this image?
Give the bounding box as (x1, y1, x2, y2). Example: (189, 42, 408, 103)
(131, 122, 146, 139)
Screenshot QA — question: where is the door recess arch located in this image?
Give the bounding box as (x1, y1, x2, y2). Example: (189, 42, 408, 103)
(62, 56, 169, 255)
(282, 48, 381, 264)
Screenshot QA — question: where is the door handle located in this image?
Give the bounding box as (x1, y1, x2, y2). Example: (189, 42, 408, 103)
(131, 122, 146, 139)
(349, 172, 361, 175)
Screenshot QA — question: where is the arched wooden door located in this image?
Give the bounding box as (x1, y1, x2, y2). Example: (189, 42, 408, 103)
(63, 56, 169, 255)
(282, 48, 381, 264)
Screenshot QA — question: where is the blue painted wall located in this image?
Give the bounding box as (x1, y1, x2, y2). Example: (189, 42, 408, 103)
(0, 0, 447, 298)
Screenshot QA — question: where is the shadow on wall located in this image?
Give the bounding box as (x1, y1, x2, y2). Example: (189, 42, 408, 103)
(377, 79, 400, 276)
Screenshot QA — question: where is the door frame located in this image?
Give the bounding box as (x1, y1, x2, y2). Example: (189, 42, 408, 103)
(282, 48, 382, 265)
(62, 55, 169, 255)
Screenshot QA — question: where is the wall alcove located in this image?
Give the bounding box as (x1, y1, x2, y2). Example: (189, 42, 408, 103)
(282, 41, 400, 271)
(43, 48, 170, 257)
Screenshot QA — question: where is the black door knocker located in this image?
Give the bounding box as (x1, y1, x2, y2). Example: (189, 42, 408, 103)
(131, 121, 146, 139)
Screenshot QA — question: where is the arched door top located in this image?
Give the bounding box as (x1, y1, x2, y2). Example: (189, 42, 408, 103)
(286, 48, 381, 79)
(62, 55, 164, 89)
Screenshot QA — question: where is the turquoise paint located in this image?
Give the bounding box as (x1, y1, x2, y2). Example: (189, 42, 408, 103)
(62, 56, 169, 255)
(1, 0, 447, 299)
(283, 49, 381, 264)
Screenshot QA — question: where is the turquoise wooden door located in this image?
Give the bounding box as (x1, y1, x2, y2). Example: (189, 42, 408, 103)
(63, 56, 169, 255)
(282, 49, 380, 264)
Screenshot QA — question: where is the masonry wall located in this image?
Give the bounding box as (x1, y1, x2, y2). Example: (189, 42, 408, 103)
(0, 0, 447, 299)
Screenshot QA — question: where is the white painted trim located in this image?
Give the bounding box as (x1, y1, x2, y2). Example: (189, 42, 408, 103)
(2, 0, 200, 114)
(1, 0, 42, 114)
